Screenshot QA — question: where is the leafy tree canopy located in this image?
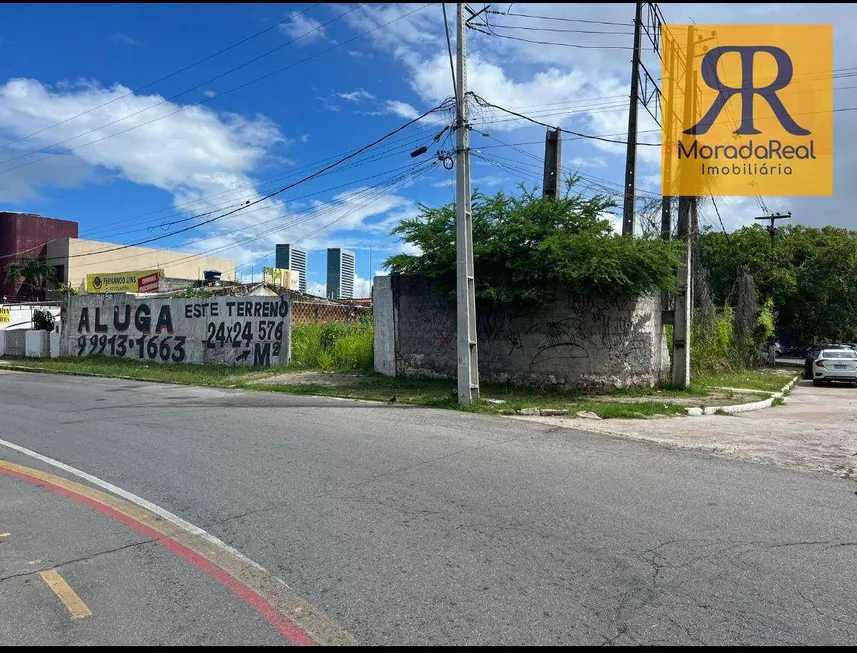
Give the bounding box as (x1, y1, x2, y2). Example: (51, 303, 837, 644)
(700, 223, 857, 344)
(385, 180, 680, 311)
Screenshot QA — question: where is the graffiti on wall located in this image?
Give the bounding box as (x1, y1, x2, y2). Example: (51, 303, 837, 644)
(69, 296, 290, 367)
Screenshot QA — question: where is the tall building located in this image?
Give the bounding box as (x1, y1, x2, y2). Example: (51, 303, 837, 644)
(0, 212, 78, 300)
(0, 211, 235, 299)
(326, 248, 355, 300)
(275, 243, 307, 294)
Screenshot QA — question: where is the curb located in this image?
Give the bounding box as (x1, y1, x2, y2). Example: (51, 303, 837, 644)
(685, 374, 800, 416)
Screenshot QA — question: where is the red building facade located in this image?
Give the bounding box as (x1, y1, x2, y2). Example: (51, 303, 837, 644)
(0, 212, 79, 300)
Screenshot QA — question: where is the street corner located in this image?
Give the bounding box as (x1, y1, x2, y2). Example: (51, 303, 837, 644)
(0, 460, 357, 646)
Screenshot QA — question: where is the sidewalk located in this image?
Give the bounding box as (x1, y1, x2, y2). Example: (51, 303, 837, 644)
(512, 379, 857, 481)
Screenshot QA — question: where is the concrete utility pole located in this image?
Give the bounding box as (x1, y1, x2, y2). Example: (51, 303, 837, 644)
(671, 24, 697, 389)
(754, 213, 792, 247)
(622, 1, 644, 236)
(542, 127, 562, 200)
(456, 3, 479, 405)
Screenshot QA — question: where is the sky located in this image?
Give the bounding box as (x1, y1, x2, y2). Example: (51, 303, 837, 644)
(0, 3, 852, 298)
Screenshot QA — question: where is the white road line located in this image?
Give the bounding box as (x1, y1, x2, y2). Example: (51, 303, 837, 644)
(0, 438, 275, 578)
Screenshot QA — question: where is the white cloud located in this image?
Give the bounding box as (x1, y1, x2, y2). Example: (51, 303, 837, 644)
(111, 33, 142, 47)
(202, 90, 217, 99)
(307, 281, 326, 297)
(298, 133, 310, 144)
(353, 273, 371, 298)
(383, 100, 419, 120)
(338, 88, 375, 103)
(570, 157, 608, 170)
(280, 11, 329, 44)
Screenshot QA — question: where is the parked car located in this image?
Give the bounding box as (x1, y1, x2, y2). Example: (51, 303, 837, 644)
(809, 348, 857, 386)
(803, 344, 855, 380)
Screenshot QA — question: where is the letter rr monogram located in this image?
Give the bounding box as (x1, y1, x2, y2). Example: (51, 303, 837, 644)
(684, 45, 810, 136)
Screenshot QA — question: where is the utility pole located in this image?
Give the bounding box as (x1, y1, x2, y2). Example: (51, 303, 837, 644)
(622, 1, 644, 236)
(754, 213, 792, 247)
(671, 24, 696, 389)
(542, 127, 562, 200)
(456, 3, 479, 405)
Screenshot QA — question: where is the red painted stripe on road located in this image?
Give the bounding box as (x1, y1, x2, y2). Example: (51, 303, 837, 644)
(0, 466, 316, 646)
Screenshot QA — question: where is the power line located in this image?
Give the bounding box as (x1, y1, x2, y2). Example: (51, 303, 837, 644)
(89, 161, 434, 274)
(0, 4, 323, 152)
(489, 9, 632, 27)
(78, 121, 449, 242)
(3, 100, 450, 263)
(471, 94, 660, 146)
(164, 160, 439, 279)
(0, 3, 432, 178)
(441, 4, 459, 109)
(470, 25, 640, 50)
(487, 23, 635, 36)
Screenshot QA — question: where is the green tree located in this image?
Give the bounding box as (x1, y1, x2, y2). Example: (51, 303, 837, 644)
(385, 181, 680, 311)
(3, 256, 59, 299)
(700, 224, 857, 345)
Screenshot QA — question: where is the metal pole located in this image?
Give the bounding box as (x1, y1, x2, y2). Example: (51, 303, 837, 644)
(622, 1, 644, 236)
(456, 3, 479, 405)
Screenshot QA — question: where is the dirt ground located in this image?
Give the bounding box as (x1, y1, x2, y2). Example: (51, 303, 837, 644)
(514, 379, 857, 482)
(250, 371, 376, 386)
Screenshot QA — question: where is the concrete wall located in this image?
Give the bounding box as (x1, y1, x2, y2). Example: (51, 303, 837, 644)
(2, 330, 26, 357)
(66, 294, 292, 367)
(46, 238, 236, 292)
(373, 276, 396, 377)
(377, 274, 670, 388)
(25, 330, 49, 357)
(0, 304, 62, 331)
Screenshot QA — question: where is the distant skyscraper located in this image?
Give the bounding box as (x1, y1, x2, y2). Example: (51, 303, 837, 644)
(326, 248, 355, 300)
(275, 244, 307, 294)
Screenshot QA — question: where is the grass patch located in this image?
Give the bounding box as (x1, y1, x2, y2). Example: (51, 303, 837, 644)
(11, 357, 795, 420)
(1, 357, 689, 418)
(0, 356, 260, 388)
(690, 369, 795, 393)
(290, 320, 373, 372)
(251, 377, 688, 418)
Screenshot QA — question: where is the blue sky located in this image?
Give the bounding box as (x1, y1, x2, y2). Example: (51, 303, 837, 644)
(0, 3, 853, 297)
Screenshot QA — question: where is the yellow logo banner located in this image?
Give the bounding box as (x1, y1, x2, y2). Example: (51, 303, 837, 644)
(662, 24, 833, 197)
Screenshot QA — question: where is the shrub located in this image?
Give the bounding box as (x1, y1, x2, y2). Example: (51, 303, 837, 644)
(291, 320, 373, 372)
(33, 308, 56, 332)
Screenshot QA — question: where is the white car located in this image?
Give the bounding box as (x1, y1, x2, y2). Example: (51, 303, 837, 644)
(811, 349, 857, 386)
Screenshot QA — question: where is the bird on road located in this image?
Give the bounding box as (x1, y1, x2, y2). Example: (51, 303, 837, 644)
(389, 395, 397, 404)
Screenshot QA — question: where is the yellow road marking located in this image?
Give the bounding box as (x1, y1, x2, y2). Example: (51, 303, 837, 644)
(0, 532, 9, 537)
(39, 570, 93, 620)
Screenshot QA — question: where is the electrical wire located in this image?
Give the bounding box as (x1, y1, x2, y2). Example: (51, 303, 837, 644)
(489, 9, 632, 28)
(1, 100, 451, 262)
(469, 24, 638, 50)
(78, 120, 451, 241)
(441, 4, 459, 110)
(471, 93, 660, 146)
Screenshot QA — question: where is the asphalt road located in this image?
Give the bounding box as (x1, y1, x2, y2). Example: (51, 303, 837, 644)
(1, 371, 856, 646)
